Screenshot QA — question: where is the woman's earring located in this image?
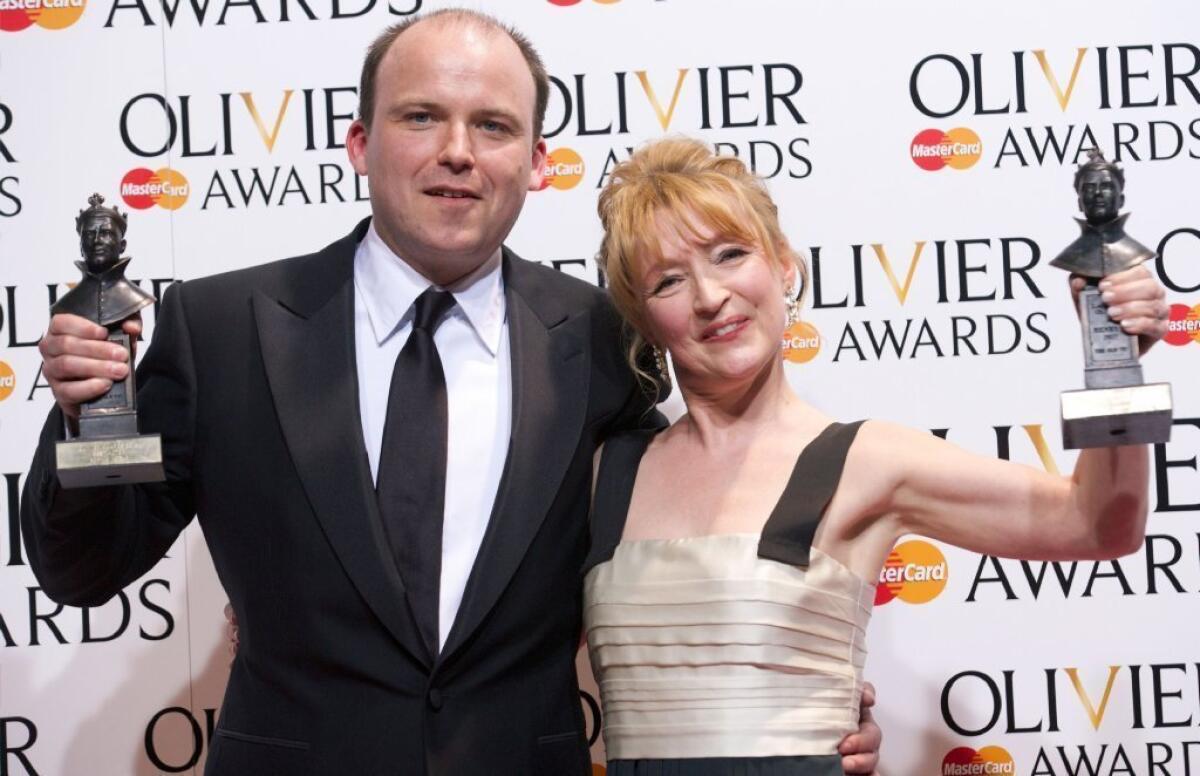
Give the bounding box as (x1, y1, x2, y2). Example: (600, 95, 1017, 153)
(785, 289, 802, 327)
(652, 346, 671, 386)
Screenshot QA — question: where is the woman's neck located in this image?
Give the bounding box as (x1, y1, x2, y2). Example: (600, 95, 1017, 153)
(673, 359, 803, 449)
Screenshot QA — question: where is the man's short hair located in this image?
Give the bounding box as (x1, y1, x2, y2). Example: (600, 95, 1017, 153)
(357, 9, 550, 141)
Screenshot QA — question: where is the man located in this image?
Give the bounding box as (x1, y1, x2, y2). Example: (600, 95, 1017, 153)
(24, 10, 880, 775)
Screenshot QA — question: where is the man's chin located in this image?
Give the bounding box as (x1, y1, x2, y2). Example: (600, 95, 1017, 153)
(402, 237, 502, 281)
(420, 232, 497, 260)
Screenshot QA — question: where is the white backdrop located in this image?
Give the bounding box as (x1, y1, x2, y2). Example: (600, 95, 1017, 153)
(2, 1, 1199, 774)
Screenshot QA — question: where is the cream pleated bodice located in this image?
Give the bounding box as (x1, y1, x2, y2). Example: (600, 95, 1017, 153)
(582, 421, 872, 762)
(584, 534, 873, 760)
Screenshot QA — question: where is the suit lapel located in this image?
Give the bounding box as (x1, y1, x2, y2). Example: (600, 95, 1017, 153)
(440, 252, 590, 661)
(253, 221, 430, 669)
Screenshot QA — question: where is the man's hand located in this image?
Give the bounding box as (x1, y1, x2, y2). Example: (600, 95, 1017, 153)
(1069, 264, 1168, 356)
(38, 313, 140, 421)
(838, 681, 881, 775)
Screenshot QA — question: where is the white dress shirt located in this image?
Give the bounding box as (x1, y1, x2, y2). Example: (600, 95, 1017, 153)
(353, 223, 511, 650)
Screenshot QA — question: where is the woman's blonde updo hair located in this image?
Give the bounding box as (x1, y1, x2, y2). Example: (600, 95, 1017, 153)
(596, 136, 808, 395)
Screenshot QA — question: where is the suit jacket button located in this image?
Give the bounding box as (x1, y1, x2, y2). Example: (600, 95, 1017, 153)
(428, 688, 443, 712)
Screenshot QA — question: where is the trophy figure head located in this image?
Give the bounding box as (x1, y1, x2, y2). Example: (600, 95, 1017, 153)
(75, 193, 129, 273)
(1073, 148, 1125, 226)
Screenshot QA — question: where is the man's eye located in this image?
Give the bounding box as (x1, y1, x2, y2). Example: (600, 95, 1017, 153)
(407, 112, 432, 124)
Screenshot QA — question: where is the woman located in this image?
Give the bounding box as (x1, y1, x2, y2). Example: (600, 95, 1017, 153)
(583, 137, 1167, 775)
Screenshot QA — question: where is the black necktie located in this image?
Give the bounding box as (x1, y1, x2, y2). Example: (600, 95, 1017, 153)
(376, 288, 456, 657)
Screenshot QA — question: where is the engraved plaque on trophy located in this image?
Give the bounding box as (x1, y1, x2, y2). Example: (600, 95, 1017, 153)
(52, 194, 164, 487)
(1052, 150, 1172, 449)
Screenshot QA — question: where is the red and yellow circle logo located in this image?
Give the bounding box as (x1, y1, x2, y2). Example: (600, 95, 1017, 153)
(1164, 303, 1200, 346)
(541, 148, 585, 191)
(875, 539, 948, 605)
(0, 361, 15, 402)
(121, 168, 189, 211)
(0, 0, 85, 31)
(782, 321, 820, 364)
(942, 746, 1015, 776)
(911, 128, 982, 171)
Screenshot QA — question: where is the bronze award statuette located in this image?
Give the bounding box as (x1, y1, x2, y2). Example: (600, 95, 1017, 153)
(51, 194, 164, 487)
(1052, 149, 1172, 449)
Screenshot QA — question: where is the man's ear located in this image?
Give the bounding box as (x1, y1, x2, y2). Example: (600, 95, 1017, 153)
(528, 137, 548, 192)
(346, 119, 370, 177)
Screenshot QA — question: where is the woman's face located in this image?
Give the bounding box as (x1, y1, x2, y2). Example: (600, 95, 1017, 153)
(638, 210, 794, 391)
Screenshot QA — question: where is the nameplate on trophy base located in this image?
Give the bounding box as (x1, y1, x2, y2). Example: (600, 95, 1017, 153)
(55, 434, 164, 488)
(1060, 383, 1172, 449)
(1079, 285, 1144, 389)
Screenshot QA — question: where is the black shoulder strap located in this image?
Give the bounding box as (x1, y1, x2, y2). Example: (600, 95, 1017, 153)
(581, 428, 658, 576)
(758, 420, 866, 567)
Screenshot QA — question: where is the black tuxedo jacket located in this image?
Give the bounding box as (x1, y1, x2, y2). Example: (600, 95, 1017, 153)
(22, 219, 659, 775)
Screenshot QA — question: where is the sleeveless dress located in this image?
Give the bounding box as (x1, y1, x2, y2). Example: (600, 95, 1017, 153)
(582, 422, 873, 776)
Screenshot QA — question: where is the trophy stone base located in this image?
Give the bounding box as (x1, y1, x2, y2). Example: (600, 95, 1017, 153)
(55, 434, 163, 488)
(1060, 383, 1172, 449)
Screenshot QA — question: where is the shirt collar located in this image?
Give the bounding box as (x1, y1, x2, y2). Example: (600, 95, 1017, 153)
(354, 222, 506, 356)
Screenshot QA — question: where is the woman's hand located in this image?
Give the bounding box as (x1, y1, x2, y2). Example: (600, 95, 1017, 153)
(224, 603, 238, 663)
(1069, 263, 1168, 355)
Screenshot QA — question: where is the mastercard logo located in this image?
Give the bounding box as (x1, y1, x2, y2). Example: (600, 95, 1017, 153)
(0, 0, 84, 31)
(0, 361, 14, 402)
(121, 168, 189, 211)
(942, 746, 1015, 776)
(781, 320, 820, 364)
(875, 539, 948, 606)
(911, 128, 982, 172)
(1164, 303, 1200, 346)
(541, 148, 585, 191)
